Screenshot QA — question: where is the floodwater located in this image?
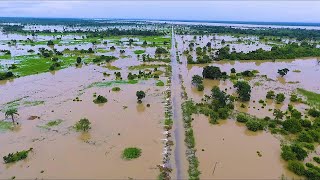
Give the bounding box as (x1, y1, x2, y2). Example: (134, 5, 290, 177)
(192, 115, 301, 179)
(0, 64, 166, 179)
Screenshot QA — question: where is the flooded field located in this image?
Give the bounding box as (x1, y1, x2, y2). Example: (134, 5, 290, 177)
(1, 19, 320, 180)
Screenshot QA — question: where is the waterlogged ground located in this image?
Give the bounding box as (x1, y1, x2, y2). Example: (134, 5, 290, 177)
(1, 24, 320, 179)
(176, 34, 320, 179)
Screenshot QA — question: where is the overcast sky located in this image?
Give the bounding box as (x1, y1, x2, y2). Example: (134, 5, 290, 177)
(0, 1, 319, 23)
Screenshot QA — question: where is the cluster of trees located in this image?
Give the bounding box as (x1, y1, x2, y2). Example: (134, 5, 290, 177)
(191, 75, 204, 91)
(92, 55, 117, 63)
(214, 43, 320, 60)
(266, 91, 286, 104)
(155, 47, 168, 54)
(202, 66, 228, 79)
(181, 25, 320, 40)
(234, 81, 251, 102)
(196, 86, 235, 124)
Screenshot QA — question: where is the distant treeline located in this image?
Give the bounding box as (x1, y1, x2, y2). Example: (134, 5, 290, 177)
(215, 42, 320, 60)
(0, 17, 150, 27)
(1, 25, 166, 36)
(177, 25, 320, 40)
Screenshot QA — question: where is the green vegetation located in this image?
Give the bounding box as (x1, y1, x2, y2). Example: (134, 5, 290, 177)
(156, 80, 165, 86)
(93, 95, 108, 104)
(182, 100, 201, 179)
(0, 121, 14, 131)
(297, 88, 320, 109)
(74, 118, 91, 132)
(111, 87, 121, 91)
(122, 147, 142, 160)
(3, 148, 33, 164)
(87, 80, 138, 88)
(136, 90, 146, 103)
(234, 81, 251, 102)
(5, 108, 19, 124)
(215, 43, 320, 60)
(133, 50, 145, 54)
(46, 119, 63, 127)
(191, 75, 204, 91)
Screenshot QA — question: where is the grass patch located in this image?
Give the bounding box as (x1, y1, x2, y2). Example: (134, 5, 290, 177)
(0, 121, 14, 131)
(3, 148, 33, 164)
(156, 80, 165, 86)
(297, 88, 320, 108)
(128, 64, 167, 70)
(105, 65, 121, 70)
(112, 87, 121, 91)
(133, 50, 145, 55)
(87, 80, 138, 88)
(122, 147, 142, 160)
(46, 119, 63, 127)
(23, 101, 44, 107)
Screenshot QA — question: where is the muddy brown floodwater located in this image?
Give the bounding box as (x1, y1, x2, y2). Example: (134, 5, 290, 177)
(0, 64, 165, 179)
(192, 114, 301, 179)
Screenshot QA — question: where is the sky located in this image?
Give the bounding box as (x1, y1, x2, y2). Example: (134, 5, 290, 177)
(0, 1, 319, 23)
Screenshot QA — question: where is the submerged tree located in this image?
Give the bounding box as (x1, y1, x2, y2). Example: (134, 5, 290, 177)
(278, 68, 290, 77)
(136, 91, 146, 103)
(5, 108, 19, 124)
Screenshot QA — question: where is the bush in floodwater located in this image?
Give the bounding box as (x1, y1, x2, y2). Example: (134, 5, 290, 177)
(74, 118, 91, 132)
(314, 157, 320, 164)
(266, 90, 275, 99)
(3, 148, 33, 164)
(282, 118, 302, 134)
(156, 80, 165, 86)
(236, 113, 250, 123)
(275, 93, 285, 104)
(93, 95, 108, 104)
(287, 160, 305, 176)
(136, 91, 146, 103)
(245, 119, 264, 132)
(122, 147, 141, 160)
(308, 108, 320, 117)
(112, 87, 121, 91)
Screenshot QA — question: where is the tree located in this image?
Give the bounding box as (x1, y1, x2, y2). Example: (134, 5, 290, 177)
(5, 108, 19, 124)
(283, 118, 302, 134)
(76, 57, 82, 64)
(136, 91, 146, 103)
(75, 118, 91, 132)
(47, 40, 54, 46)
(234, 81, 251, 101)
(278, 68, 290, 77)
(192, 75, 203, 86)
(202, 66, 223, 79)
(266, 90, 275, 99)
(273, 109, 284, 120)
(231, 68, 236, 73)
(275, 93, 285, 104)
(288, 160, 305, 176)
(142, 40, 147, 46)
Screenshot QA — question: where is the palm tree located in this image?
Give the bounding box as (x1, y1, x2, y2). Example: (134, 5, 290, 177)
(5, 108, 19, 124)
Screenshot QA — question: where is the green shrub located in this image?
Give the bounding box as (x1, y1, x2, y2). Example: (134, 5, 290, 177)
(245, 119, 264, 132)
(283, 118, 302, 134)
(314, 157, 320, 164)
(298, 131, 314, 143)
(281, 145, 297, 161)
(112, 87, 121, 91)
(290, 94, 299, 102)
(122, 147, 141, 160)
(156, 80, 165, 86)
(197, 84, 204, 91)
(308, 108, 320, 117)
(217, 108, 229, 119)
(3, 148, 33, 163)
(288, 160, 305, 176)
(236, 113, 249, 123)
(291, 144, 308, 161)
(74, 118, 91, 132)
(46, 119, 63, 127)
(93, 95, 108, 104)
(266, 90, 275, 99)
(276, 93, 285, 104)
